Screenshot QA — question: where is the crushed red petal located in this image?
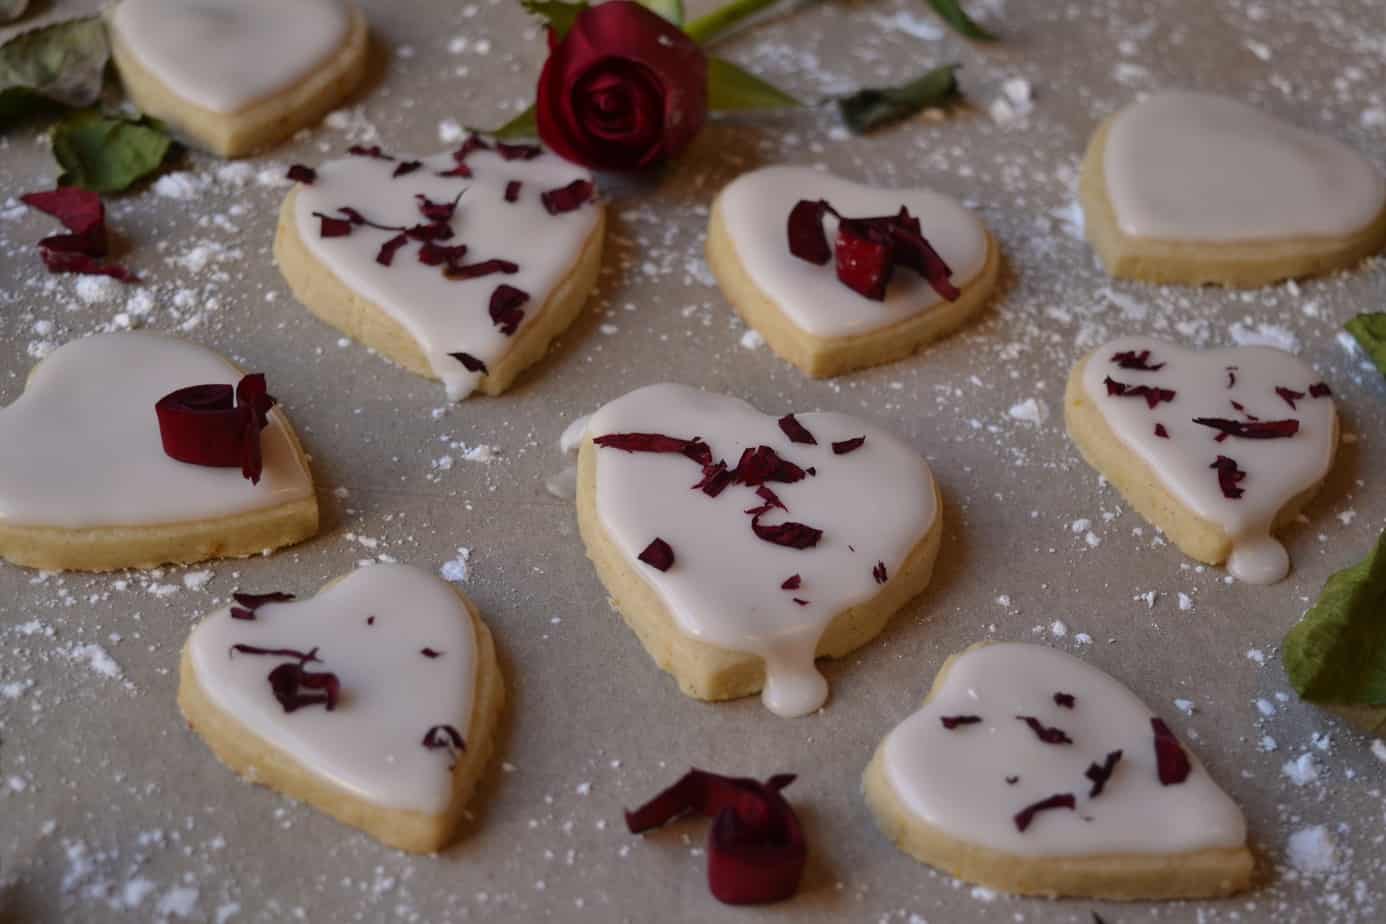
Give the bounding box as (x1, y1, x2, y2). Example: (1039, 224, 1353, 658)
(751, 512, 823, 549)
(376, 232, 410, 266)
(792, 597, 810, 606)
(287, 164, 317, 184)
(230, 608, 255, 620)
(745, 485, 787, 516)
(22, 187, 136, 281)
(786, 199, 833, 265)
(1104, 376, 1177, 409)
(416, 192, 462, 223)
(1085, 750, 1123, 798)
(406, 221, 455, 242)
(1016, 716, 1073, 744)
(940, 715, 982, 730)
(418, 242, 469, 266)
(781, 574, 802, 590)
(638, 538, 675, 572)
(1154, 423, 1169, 438)
(777, 414, 817, 445)
(732, 446, 807, 486)
(1013, 793, 1076, 832)
(541, 179, 595, 214)
(1309, 382, 1332, 398)
(832, 436, 866, 455)
(1151, 717, 1192, 784)
(834, 219, 894, 300)
(348, 144, 395, 160)
(692, 460, 733, 497)
(594, 433, 713, 465)
(489, 284, 529, 335)
(454, 135, 491, 162)
(231, 644, 319, 661)
(1226, 367, 1238, 388)
(155, 374, 277, 484)
(1276, 386, 1305, 409)
(1053, 692, 1075, 709)
(1111, 349, 1165, 371)
(872, 561, 888, 584)
(1193, 417, 1299, 440)
(313, 212, 354, 237)
(887, 207, 960, 300)
(444, 258, 519, 281)
(1006, 775, 1019, 784)
(268, 662, 340, 713)
(232, 591, 295, 613)
(450, 352, 488, 374)
(421, 648, 443, 658)
(422, 724, 466, 751)
(1210, 455, 1247, 499)
(624, 769, 806, 906)
(393, 160, 423, 177)
(496, 141, 542, 161)
(505, 180, 522, 203)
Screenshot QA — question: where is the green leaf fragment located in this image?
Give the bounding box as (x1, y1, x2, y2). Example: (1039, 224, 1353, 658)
(707, 56, 799, 111)
(51, 109, 173, 194)
(0, 16, 109, 125)
(1284, 529, 1386, 705)
(836, 63, 960, 134)
(519, 0, 589, 39)
(927, 0, 998, 41)
(489, 105, 538, 140)
(637, 0, 684, 26)
(1346, 313, 1386, 378)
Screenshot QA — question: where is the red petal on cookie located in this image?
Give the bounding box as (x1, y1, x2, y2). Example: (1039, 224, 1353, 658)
(418, 242, 469, 266)
(1275, 386, 1305, 409)
(1013, 793, 1076, 832)
(1210, 455, 1247, 499)
(1151, 717, 1192, 785)
(1052, 692, 1076, 709)
(780, 574, 801, 590)
(887, 207, 959, 301)
(444, 258, 519, 281)
(831, 436, 865, 455)
(732, 446, 807, 486)
(232, 591, 295, 613)
(786, 199, 833, 266)
(594, 433, 713, 466)
(872, 561, 887, 584)
(1085, 750, 1123, 798)
(155, 374, 276, 484)
(376, 232, 410, 266)
(777, 414, 817, 445)
(638, 537, 675, 572)
(1193, 417, 1299, 440)
(268, 662, 340, 713)
(421, 648, 444, 658)
(1309, 382, 1332, 398)
(505, 180, 522, 203)
(422, 724, 465, 750)
(1154, 423, 1169, 438)
(834, 220, 894, 300)
(230, 644, 320, 662)
(230, 608, 255, 620)
(348, 144, 395, 160)
(624, 769, 806, 906)
(496, 141, 542, 161)
(416, 192, 462, 223)
(940, 715, 982, 730)
(692, 460, 733, 497)
(750, 513, 822, 549)
(450, 352, 488, 374)
(541, 179, 595, 214)
(489, 284, 529, 335)
(393, 160, 423, 177)
(1103, 376, 1177, 409)
(1111, 349, 1165, 371)
(287, 164, 317, 184)
(312, 212, 354, 237)
(1016, 716, 1073, 744)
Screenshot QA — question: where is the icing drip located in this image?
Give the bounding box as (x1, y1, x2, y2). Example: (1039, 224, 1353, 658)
(1082, 336, 1336, 584)
(0, 333, 312, 528)
(1103, 91, 1386, 241)
(111, 0, 353, 113)
(881, 643, 1247, 856)
(186, 564, 478, 814)
(293, 146, 599, 401)
(586, 384, 937, 718)
(717, 166, 989, 337)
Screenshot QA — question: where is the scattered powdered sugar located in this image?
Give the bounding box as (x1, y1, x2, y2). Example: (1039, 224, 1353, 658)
(1287, 825, 1340, 875)
(440, 548, 472, 584)
(739, 328, 765, 350)
(1229, 321, 1301, 353)
(1282, 753, 1320, 787)
(1007, 397, 1049, 425)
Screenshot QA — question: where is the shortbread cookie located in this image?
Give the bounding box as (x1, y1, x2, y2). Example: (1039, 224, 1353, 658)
(1079, 91, 1386, 286)
(864, 642, 1252, 900)
(179, 563, 504, 853)
(576, 383, 942, 718)
(707, 165, 1000, 378)
(1064, 336, 1337, 584)
(276, 140, 605, 401)
(0, 332, 317, 572)
(107, 0, 368, 157)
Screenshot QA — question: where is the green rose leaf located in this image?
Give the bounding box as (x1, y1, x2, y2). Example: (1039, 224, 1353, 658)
(0, 0, 30, 25)
(1283, 529, 1386, 705)
(0, 17, 110, 125)
(708, 56, 799, 111)
(490, 105, 538, 140)
(836, 63, 960, 134)
(51, 109, 174, 194)
(519, 0, 589, 39)
(637, 0, 684, 26)
(1346, 313, 1386, 378)
(927, 0, 998, 41)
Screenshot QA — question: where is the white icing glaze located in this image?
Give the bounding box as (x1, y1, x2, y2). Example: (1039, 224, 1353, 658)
(293, 146, 599, 401)
(1104, 91, 1386, 241)
(1081, 336, 1336, 584)
(110, 0, 353, 114)
(587, 383, 937, 717)
(717, 165, 990, 338)
(186, 564, 478, 814)
(881, 643, 1247, 857)
(0, 333, 313, 529)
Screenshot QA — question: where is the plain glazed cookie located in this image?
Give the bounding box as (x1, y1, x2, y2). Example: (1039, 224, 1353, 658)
(275, 140, 605, 401)
(864, 642, 1253, 900)
(1079, 91, 1386, 287)
(0, 332, 317, 572)
(707, 165, 1000, 378)
(575, 383, 942, 718)
(1064, 336, 1338, 584)
(107, 0, 368, 157)
(178, 564, 505, 854)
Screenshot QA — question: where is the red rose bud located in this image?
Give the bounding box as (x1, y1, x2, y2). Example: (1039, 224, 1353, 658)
(155, 374, 278, 484)
(536, 1, 708, 171)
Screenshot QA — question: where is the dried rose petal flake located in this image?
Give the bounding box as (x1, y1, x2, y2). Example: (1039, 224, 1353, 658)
(940, 715, 982, 730)
(1053, 692, 1075, 709)
(541, 179, 595, 214)
(1193, 417, 1299, 440)
(1085, 750, 1122, 798)
(1151, 718, 1192, 785)
(1210, 455, 1247, 500)
(287, 164, 317, 184)
(450, 352, 488, 374)
(1104, 376, 1176, 409)
(1013, 793, 1076, 832)
(832, 436, 865, 455)
(1111, 349, 1165, 371)
(638, 538, 675, 572)
(786, 199, 833, 265)
(155, 374, 278, 484)
(777, 414, 817, 445)
(1017, 715, 1073, 744)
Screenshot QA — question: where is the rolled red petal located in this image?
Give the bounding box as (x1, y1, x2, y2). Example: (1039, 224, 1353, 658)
(834, 221, 894, 300)
(155, 375, 276, 484)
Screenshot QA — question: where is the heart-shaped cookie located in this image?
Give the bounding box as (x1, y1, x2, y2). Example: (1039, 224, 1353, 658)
(707, 165, 999, 378)
(1064, 336, 1338, 584)
(576, 383, 941, 718)
(179, 563, 504, 853)
(276, 141, 605, 402)
(0, 332, 317, 572)
(108, 0, 368, 157)
(1079, 91, 1386, 286)
(864, 642, 1252, 899)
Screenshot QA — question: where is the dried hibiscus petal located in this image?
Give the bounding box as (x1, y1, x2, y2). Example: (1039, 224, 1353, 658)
(313, 212, 354, 237)
(1151, 718, 1192, 785)
(418, 242, 469, 267)
(834, 219, 894, 300)
(505, 180, 522, 203)
(625, 769, 806, 906)
(376, 232, 409, 267)
(1111, 349, 1165, 371)
(1275, 386, 1306, 409)
(496, 141, 542, 161)
(450, 352, 488, 374)
(421, 647, 444, 658)
(444, 258, 519, 281)
(1013, 793, 1076, 832)
(1309, 382, 1332, 398)
(751, 511, 823, 549)
(541, 179, 595, 214)
(416, 192, 462, 223)
(780, 574, 801, 590)
(286, 164, 317, 184)
(489, 284, 529, 335)
(638, 538, 675, 572)
(940, 715, 981, 730)
(745, 485, 787, 516)
(594, 433, 713, 465)
(786, 199, 833, 265)
(348, 144, 394, 160)
(872, 561, 888, 584)
(692, 460, 733, 497)
(1154, 423, 1169, 438)
(732, 446, 807, 486)
(832, 436, 865, 455)
(1104, 376, 1176, 409)
(887, 207, 959, 301)
(155, 374, 278, 484)
(393, 160, 423, 177)
(777, 414, 817, 445)
(1210, 455, 1247, 499)
(268, 662, 340, 713)
(1053, 692, 1075, 709)
(21, 188, 136, 281)
(231, 644, 319, 662)
(1193, 417, 1299, 440)
(1085, 749, 1122, 798)
(1016, 715, 1073, 744)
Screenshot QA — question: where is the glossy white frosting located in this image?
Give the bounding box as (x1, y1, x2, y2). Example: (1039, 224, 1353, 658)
(1103, 91, 1386, 241)
(1081, 336, 1336, 584)
(293, 146, 600, 401)
(717, 165, 989, 338)
(186, 564, 479, 814)
(0, 333, 313, 529)
(881, 643, 1247, 857)
(585, 383, 937, 718)
(111, 0, 353, 114)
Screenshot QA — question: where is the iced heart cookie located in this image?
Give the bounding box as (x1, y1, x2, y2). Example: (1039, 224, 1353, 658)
(706, 165, 999, 378)
(178, 563, 505, 853)
(1065, 336, 1337, 584)
(576, 383, 942, 718)
(107, 0, 368, 157)
(275, 140, 605, 401)
(0, 332, 317, 572)
(1079, 91, 1386, 287)
(864, 642, 1252, 899)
